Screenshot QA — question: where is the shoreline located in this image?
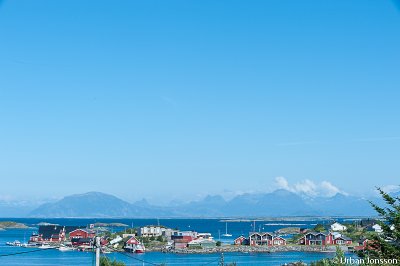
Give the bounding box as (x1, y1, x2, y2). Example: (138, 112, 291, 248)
(148, 245, 337, 254)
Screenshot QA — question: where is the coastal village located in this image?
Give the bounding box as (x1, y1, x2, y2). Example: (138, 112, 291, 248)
(3, 219, 384, 255)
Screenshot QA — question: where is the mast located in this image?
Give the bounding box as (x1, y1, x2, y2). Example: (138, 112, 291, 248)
(95, 236, 100, 266)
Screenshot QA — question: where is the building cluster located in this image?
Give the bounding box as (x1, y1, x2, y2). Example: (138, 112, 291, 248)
(298, 222, 353, 246)
(172, 231, 216, 249)
(234, 232, 287, 246)
(232, 222, 357, 247)
(298, 231, 353, 246)
(29, 225, 107, 249)
(125, 225, 217, 251)
(26, 220, 384, 254)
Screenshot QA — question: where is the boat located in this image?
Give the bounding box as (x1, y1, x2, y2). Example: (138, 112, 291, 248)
(38, 244, 52, 249)
(58, 245, 74, 251)
(222, 222, 232, 237)
(6, 240, 21, 247)
(135, 244, 145, 253)
(22, 243, 39, 248)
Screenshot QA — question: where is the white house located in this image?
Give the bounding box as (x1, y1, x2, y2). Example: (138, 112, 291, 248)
(138, 226, 177, 239)
(330, 222, 347, 231)
(372, 224, 383, 233)
(138, 226, 163, 237)
(110, 236, 123, 245)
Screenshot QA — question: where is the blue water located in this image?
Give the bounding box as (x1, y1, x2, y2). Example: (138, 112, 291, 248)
(0, 218, 348, 265)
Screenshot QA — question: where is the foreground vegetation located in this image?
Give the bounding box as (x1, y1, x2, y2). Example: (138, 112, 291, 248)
(311, 187, 400, 265)
(99, 257, 125, 266)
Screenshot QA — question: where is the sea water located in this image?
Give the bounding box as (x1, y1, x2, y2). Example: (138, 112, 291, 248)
(0, 218, 351, 265)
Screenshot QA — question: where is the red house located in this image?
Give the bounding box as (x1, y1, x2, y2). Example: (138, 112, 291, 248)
(299, 232, 333, 245)
(173, 239, 190, 249)
(126, 236, 140, 245)
(33, 226, 67, 242)
(332, 236, 352, 245)
(69, 229, 95, 240)
(272, 236, 286, 246)
(171, 231, 197, 249)
(29, 233, 42, 243)
(50, 232, 65, 242)
(249, 232, 273, 246)
(354, 238, 376, 251)
(234, 236, 247, 245)
(124, 236, 141, 251)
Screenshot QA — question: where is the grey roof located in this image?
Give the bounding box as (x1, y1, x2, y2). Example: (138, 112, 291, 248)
(305, 231, 328, 236)
(337, 235, 352, 241)
(249, 232, 273, 236)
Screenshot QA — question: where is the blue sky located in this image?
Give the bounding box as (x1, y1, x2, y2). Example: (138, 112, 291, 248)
(0, 0, 399, 203)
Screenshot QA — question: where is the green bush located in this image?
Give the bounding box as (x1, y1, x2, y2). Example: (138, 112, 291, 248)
(313, 224, 326, 233)
(100, 257, 126, 266)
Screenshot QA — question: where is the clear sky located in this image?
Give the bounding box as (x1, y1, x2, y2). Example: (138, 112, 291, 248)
(0, 0, 399, 203)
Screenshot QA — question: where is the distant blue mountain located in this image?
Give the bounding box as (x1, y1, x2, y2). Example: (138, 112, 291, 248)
(0, 201, 38, 217)
(224, 190, 314, 217)
(29, 192, 171, 218)
(30, 192, 133, 217)
(305, 193, 375, 216)
(26, 189, 382, 218)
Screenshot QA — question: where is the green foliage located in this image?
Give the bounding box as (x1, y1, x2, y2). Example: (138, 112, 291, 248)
(216, 241, 222, 247)
(100, 257, 126, 266)
(290, 233, 303, 244)
(138, 236, 150, 243)
(341, 224, 365, 242)
(310, 247, 346, 266)
(123, 228, 136, 234)
(345, 225, 355, 234)
(311, 186, 400, 266)
(362, 187, 400, 262)
(188, 245, 202, 250)
(157, 235, 164, 242)
(313, 224, 326, 233)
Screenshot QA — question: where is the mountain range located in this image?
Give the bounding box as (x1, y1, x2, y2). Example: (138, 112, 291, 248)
(15, 189, 391, 218)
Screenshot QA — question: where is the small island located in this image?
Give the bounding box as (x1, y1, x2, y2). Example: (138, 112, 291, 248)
(0, 221, 29, 229)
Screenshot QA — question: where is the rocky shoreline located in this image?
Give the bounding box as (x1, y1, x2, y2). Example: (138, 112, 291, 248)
(149, 245, 337, 254)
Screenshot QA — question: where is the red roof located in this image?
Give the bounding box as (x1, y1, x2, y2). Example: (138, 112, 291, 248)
(70, 229, 88, 234)
(126, 236, 140, 245)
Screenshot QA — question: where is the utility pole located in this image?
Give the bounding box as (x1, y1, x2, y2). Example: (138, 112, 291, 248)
(219, 252, 224, 266)
(95, 236, 100, 266)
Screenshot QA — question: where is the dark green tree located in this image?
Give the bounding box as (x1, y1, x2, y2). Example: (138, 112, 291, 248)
(362, 187, 400, 262)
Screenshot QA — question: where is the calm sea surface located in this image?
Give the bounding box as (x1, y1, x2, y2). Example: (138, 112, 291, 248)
(0, 218, 357, 265)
